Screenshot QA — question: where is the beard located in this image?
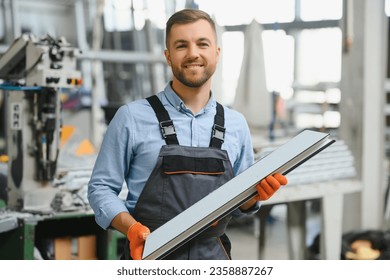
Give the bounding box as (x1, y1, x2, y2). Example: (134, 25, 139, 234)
(171, 64, 215, 88)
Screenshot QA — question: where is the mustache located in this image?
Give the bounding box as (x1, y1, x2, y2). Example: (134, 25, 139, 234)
(183, 57, 204, 66)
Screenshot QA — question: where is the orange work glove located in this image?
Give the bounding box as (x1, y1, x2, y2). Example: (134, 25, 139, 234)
(127, 222, 150, 260)
(255, 173, 287, 201)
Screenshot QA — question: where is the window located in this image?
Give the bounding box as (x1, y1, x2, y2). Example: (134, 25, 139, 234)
(297, 28, 342, 85)
(300, 0, 343, 21)
(196, 0, 343, 130)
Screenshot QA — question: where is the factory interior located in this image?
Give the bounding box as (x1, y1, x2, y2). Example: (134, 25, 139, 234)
(0, 0, 390, 260)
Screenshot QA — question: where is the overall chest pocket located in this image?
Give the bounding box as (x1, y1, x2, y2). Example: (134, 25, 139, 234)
(162, 155, 225, 175)
(160, 154, 227, 221)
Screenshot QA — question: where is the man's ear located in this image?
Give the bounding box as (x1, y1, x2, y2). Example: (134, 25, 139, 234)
(216, 46, 221, 63)
(164, 49, 171, 66)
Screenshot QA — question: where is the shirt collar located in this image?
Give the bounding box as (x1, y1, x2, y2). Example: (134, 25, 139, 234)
(163, 82, 216, 114)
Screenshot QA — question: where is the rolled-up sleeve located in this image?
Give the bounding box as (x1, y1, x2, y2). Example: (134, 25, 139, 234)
(87, 105, 132, 229)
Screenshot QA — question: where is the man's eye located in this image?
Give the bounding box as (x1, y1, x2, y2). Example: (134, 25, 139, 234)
(176, 45, 186, 49)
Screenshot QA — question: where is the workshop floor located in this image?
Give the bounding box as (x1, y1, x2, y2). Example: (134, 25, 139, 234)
(226, 203, 321, 260)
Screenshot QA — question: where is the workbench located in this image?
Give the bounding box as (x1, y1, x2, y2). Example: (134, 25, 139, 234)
(0, 210, 123, 260)
(257, 178, 363, 260)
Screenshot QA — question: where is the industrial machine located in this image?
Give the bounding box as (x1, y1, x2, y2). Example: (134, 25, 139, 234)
(0, 34, 82, 212)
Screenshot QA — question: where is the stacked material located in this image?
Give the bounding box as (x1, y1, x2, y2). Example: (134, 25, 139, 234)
(255, 139, 356, 186)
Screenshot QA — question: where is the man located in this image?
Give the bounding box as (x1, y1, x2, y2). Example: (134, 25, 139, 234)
(88, 8, 287, 260)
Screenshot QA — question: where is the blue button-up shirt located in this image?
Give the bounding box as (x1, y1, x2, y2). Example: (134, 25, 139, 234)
(88, 83, 258, 229)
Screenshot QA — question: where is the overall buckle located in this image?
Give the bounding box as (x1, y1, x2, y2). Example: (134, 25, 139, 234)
(212, 124, 225, 143)
(159, 120, 176, 139)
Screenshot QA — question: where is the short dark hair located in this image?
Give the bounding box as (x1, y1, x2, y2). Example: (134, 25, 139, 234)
(165, 9, 216, 48)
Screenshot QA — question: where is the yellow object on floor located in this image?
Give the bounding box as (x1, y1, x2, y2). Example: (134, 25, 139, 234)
(0, 154, 8, 163)
(345, 240, 381, 260)
(60, 125, 75, 147)
(75, 139, 95, 156)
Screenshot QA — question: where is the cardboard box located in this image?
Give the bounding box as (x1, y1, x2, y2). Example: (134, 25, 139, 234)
(54, 235, 97, 260)
(76, 235, 97, 260)
(54, 237, 72, 260)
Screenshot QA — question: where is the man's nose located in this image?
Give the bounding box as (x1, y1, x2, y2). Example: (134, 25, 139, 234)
(186, 44, 200, 58)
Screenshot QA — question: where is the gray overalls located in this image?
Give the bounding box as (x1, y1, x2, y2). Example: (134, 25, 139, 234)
(125, 95, 235, 260)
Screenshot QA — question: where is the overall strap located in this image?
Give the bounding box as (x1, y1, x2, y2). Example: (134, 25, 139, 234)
(147, 95, 226, 148)
(209, 102, 225, 149)
(147, 95, 179, 145)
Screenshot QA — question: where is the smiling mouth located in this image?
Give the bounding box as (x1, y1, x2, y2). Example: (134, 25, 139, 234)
(185, 65, 202, 69)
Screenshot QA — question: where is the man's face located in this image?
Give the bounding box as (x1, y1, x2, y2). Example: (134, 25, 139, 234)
(164, 19, 220, 88)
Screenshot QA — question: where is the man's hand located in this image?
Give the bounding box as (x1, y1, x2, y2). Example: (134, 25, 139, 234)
(127, 222, 150, 260)
(254, 173, 287, 201)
